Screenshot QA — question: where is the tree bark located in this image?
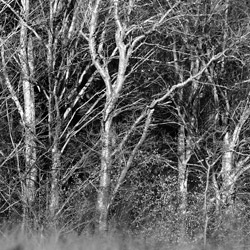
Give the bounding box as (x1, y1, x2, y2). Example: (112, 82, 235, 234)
(96, 114, 113, 233)
(49, 97, 61, 228)
(20, 0, 37, 229)
(178, 124, 191, 242)
(45, 1, 63, 227)
(221, 132, 235, 207)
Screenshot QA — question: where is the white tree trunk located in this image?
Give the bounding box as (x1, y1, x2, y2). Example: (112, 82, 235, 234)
(96, 115, 113, 233)
(20, 0, 37, 228)
(221, 132, 235, 207)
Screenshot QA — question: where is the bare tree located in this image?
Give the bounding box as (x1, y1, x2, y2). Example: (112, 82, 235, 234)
(39, 0, 99, 228)
(0, 0, 37, 229)
(86, 0, 225, 234)
(0, 0, 242, 240)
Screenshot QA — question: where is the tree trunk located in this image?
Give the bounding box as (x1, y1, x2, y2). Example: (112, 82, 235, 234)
(45, 1, 62, 227)
(96, 114, 113, 233)
(49, 140, 60, 228)
(20, 0, 37, 229)
(49, 100, 61, 228)
(48, 80, 61, 228)
(178, 124, 191, 242)
(221, 132, 235, 205)
(220, 132, 235, 229)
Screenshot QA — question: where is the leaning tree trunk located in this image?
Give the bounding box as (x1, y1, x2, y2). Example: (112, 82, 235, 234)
(219, 102, 250, 230)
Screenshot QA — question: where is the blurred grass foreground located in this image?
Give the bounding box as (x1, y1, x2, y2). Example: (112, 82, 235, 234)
(0, 227, 249, 250)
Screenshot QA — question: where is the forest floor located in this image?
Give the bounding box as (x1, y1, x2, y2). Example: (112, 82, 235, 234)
(0, 229, 248, 250)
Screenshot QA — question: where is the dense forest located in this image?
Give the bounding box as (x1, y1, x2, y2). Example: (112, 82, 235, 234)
(1, 0, 250, 248)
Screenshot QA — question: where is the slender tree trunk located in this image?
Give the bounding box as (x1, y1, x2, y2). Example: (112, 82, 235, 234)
(20, 0, 37, 229)
(46, 1, 61, 227)
(212, 171, 220, 215)
(49, 101, 61, 228)
(47, 71, 61, 229)
(173, 42, 191, 241)
(49, 141, 60, 227)
(178, 124, 190, 242)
